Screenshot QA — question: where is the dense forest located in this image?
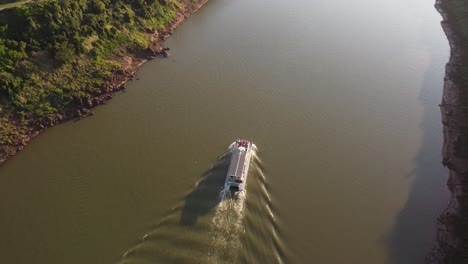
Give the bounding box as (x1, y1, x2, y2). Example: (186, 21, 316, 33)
(0, 0, 186, 145)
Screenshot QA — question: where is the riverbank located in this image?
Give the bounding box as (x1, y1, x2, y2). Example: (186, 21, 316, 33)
(0, 0, 32, 11)
(427, 0, 468, 263)
(0, 0, 207, 164)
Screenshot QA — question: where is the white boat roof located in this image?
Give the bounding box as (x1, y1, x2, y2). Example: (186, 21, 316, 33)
(228, 148, 246, 178)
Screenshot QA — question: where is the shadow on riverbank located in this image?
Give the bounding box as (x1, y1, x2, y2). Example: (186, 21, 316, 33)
(386, 17, 449, 263)
(179, 153, 231, 225)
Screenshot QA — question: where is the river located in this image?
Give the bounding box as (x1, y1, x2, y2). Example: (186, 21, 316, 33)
(0, 0, 450, 263)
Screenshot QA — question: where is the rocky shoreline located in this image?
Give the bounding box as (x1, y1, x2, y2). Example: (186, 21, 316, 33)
(426, 0, 468, 263)
(0, 0, 208, 165)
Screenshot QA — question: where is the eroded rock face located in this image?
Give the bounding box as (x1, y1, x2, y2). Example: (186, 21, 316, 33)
(426, 1, 468, 263)
(161, 50, 170, 58)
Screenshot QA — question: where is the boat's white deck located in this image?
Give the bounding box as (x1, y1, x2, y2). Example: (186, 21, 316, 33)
(228, 149, 246, 178)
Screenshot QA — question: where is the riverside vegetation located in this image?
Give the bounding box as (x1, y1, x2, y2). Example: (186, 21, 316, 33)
(0, 0, 205, 161)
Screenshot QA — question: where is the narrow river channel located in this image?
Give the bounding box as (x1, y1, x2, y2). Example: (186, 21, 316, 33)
(0, 0, 451, 263)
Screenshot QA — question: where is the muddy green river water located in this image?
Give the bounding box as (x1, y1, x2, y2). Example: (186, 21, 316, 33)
(0, 0, 451, 263)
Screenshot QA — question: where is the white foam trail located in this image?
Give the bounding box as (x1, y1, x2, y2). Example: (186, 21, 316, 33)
(206, 188, 247, 263)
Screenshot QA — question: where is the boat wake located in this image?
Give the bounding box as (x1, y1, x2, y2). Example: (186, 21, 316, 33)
(117, 143, 288, 263)
(241, 152, 288, 264)
(206, 188, 247, 263)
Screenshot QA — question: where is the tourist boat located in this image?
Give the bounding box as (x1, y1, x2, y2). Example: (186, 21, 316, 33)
(224, 139, 254, 191)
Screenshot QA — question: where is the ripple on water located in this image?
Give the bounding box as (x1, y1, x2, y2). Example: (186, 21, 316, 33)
(117, 147, 290, 264)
